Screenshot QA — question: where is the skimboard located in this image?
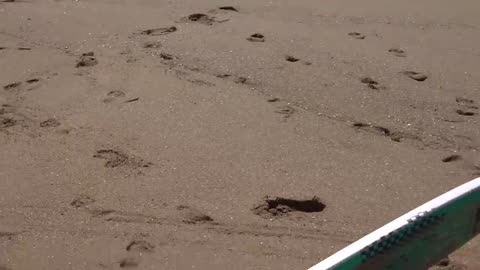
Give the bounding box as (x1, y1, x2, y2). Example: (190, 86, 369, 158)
(309, 177, 480, 270)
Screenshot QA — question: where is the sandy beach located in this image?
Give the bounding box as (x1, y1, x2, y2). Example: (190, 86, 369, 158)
(1, 0, 480, 269)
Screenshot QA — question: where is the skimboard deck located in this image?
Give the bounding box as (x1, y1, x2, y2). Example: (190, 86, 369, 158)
(309, 177, 480, 270)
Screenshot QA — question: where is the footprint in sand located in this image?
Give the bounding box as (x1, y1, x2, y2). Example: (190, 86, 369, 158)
(389, 131, 421, 143)
(0, 117, 17, 129)
(252, 196, 325, 218)
(275, 105, 295, 120)
(285, 55, 300, 62)
(360, 76, 384, 90)
(388, 48, 407, 57)
(142, 41, 162, 49)
(267, 98, 280, 103)
(181, 13, 217, 25)
(0, 104, 13, 115)
(76, 52, 98, 68)
(3, 82, 21, 91)
(141, 26, 177, 36)
(187, 79, 215, 87)
(26, 78, 40, 84)
(126, 240, 155, 253)
(233, 76, 248, 84)
(456, 109, 476, 116)
(3, 78, 40, 91)
(442, 154, 462, 163)
(88, 208, 159, 224)
(39, 118, 60, 128)
(124, 97, 139, 103)
(215, 74, 248, 84)
(401, 71, 428, 81)
(218, 6, 238, 12)
(0, 231, 22, 241)
(119, 258, 140, 268)
(24, 77, 42, 91)
(456, 97, 478, 109)
(177, 205, 214, 224)
(160, 52, 175, 60)
(352, 122, 420, 143)
(360, 77, 377, 85)
(103, 90, 126, 103)
(70, 194, 95, 208)
(353, 122, 390, 136)
(93, 149, 127, 168)
(247, 33, 265, 42)
(456, 97, 475, 106)
(107, 90, 126, 98)
(216, 74, 231, 79)
(93, 149, 152, 169)
(348, 32, 365, 39)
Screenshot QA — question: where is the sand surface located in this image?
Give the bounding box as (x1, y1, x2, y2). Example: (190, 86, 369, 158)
(1, 0, 480, 269)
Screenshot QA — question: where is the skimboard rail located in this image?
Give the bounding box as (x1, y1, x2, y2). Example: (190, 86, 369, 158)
(309, 177, 480, 270)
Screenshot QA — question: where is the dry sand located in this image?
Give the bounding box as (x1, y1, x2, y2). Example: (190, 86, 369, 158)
(1, 0, 480, 269)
